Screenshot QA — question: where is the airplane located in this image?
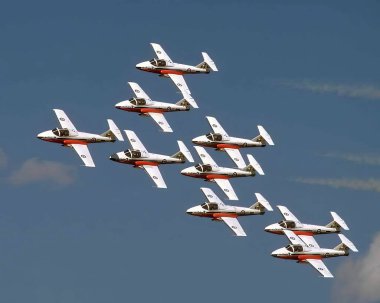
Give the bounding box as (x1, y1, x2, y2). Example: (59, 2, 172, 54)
(186, 187, 273, 236)
(192, 116, 274, 168)
(181, 146, 264, 200)
(37, 109, 124, 167)
(136, 43, 218, 108)
(271, 230, 358, 278)
(115, 82, 193, 133)
(265, 205, 349, 236)
(109, 130, 194, 188)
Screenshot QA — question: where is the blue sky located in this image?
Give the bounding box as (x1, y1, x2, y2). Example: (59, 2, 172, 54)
(1, 1, 380, 302)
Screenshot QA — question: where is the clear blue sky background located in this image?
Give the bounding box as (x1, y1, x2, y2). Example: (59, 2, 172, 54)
(1, 1, 380, 302)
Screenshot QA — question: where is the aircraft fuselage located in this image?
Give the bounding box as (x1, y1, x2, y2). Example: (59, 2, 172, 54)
(136, 61, 208, 75)
(192, 135, 264, 149)
(37, 130, 113, 145)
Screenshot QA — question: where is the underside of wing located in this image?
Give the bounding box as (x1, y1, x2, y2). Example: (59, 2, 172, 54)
(205, 116, 229, 138)
(53, 109, 78, 135)
(128, 82, 152, 101)
(221, 217, 246, 236)
(194, 146, 217, 166)
(299, 235, 321, 249)
(71, 144, 95, 167)
(277, 205, 301, 224)
(148, 112, 173, 133)
(225, 148, 247, 169)
(168, 74, 198, 108)
(200, 187, 225, 206)
(214, 178, 238, 200)
(306, 259, 334, 278)
(142, 165, 167, 188)
(150, 43, 173, 63)
(124, 130, 149, 155)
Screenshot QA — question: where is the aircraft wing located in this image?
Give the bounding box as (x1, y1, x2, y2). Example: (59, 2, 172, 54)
(148, 112, 173, 133)
(283, 230, 305, 246)
(205, 116, 229, 138)
(150, 43, 173, 63)
(225, 148, 247, 169)
(221, 217, 246, 236)
(168, 74, 198, 108)
(194, 146, 218, 166)
(200, 187, 225, 206)
(53, 109, 78, 135)
(214, 178, 238, 200)
(71, 144, 95, 167)
(277, 205, 301, 224)
(142, 165, 167, 188)
(124, 130, 149, 156)
(305, 259, 334, 278)
(128, 82, 152, 102)
(299, 235, 320, 249)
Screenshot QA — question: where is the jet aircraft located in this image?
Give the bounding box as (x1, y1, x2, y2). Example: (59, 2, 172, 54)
(115, 82, 193, 133)
(110, 130, 194, 188)
(136, 43, 218, 107)
(181, 146, 264, 200)
(37, 109, 123, 167)
(192, 116, 274, 168)
(265, 205, 349, 236)
(187, 187, 273, 236)
(271, 230, 358, 278)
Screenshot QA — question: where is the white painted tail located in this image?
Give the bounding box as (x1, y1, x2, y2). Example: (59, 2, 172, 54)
(246, 154, 264, 175)
(335, 234, 358, 252)
(250, 193, 273, 212)
(173, 140, 194, 163)
(102, 119, 124, 141)
(253, 125, 274, 146)
(326, 212, 349, 231)
(197, 52, 218, 72)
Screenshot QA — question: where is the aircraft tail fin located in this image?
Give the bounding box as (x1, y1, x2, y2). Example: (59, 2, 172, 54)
(244, 154, 264, 175)
(101, 119, 124, 141)
(196, 52, 218, 72)
(175, 98, 191, 109)
(172, 141, 194, 163)
(326, 212, 349, 231)
(252, 125, 274, 146)
(249, 193, 273, 213)
(334, 234, 358, 254)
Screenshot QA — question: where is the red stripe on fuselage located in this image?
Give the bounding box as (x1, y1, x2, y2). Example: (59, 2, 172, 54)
(206, 174, 230, 180)
(134, 161, 159, 166)
(216, 144, 240, 149)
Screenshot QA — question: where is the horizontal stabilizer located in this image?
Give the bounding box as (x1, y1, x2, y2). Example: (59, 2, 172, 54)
(246, 154, 264, 175)
(173, 141, 194, 162)
(250, 193, 273, 213)
(202, 52, 218, 71)
(338, 234, 358, 252)
(257, 125, 274, 145)
(329, 212, 349, 230)
(105, 119, 124, 141)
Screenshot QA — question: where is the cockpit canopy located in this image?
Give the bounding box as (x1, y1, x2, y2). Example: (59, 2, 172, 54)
(195, 164, 213, 172)
(278, 220, 296, 229)
(52, 128, 70, 137)
(149, 58, 167, 67)
(129, 97, 146, 106)
(206, 133, 223, 141)
(286, 244, 304, 252)
(124, 149, 142, 158)
(201, 202, 219, 210)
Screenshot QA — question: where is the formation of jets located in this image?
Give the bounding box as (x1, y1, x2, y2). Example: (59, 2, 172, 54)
(267, 207, 357, 278)
(37, 43, 357, 279)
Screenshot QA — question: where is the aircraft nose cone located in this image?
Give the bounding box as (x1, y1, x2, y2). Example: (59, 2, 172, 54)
(136, 62, 144, 69)
(109, 153, 119, 162)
